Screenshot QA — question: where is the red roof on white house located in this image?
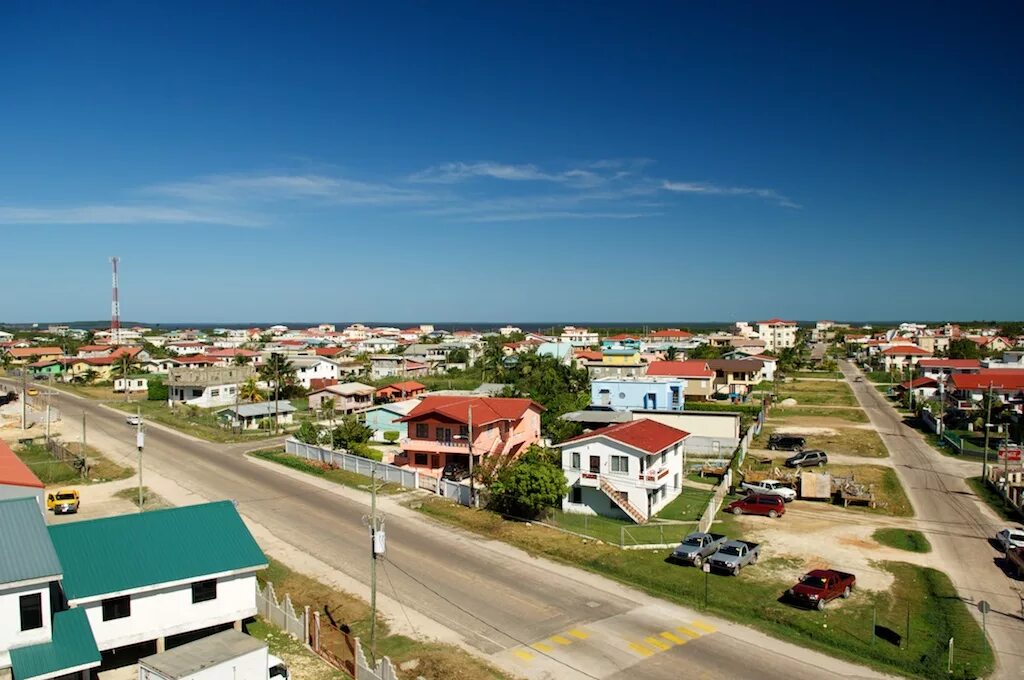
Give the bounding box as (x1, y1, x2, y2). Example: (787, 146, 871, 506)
(881, 345, 931, 356)
(649, 329, 692, 339)
(0, 439, 44, 489)
(7, 347, 63, 358)
(950, 370, 1024, 391)
(398, 396, 543, 426)
(757, 318, 796, 325)
(646, 360, 714, 378)
(560, 419, 689, 455)
(918, 359, 980, 369)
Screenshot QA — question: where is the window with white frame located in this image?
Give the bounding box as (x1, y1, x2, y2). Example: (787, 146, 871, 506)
(571, 452, 580, 469)
(610, 455, 629, 473)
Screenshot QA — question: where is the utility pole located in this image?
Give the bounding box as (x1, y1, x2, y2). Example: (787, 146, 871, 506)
(365, 468, 386, 661)
(21, 366, 27, 430)
(81, 412, 86, 458)
(136, 405, 145, 512)
(983, 381, 994, 479)
(468, 404, 476, 508)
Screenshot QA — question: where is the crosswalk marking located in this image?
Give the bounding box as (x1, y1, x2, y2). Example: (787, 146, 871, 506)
(661, 631, 686, 645)
(628, 641, 654, 657)
(690, 620, 717, 633)
(644, 636, 671, 651)
(568, 628, 590, 640)
(551, 635, 571, 645)
(675, 625, 701, 638)
(531, 641, 553, 653)
(513, 649, 534, 662)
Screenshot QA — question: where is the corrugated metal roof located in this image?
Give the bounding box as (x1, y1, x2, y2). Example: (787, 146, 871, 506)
(9, 608, 100, 680)
(48, 501, 266, 601)
(140, 629, 265, 677)
(220, 400, 296, 418)
(0, 497, 62, 586)
(0, 439, 45, 489)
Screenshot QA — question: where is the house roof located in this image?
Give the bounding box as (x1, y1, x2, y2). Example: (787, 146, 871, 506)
(366, 399, 422, 417)
(949, 371, 1024, 392)
(377, 381, 426, 395)
(574, 350, 604, 361)
(649, 329, 693, 338)
(918, 359, 981, 369)
(0, 439, 45, 489)
(314, 347, 345, 357)
(76, 345, 111, 353)
(757, 318, 797, 325)
(8, 346, 63, 358)
(707, 359, 765, 372)
(645, 360, 714, 378)
(9, 608, 101, 680)
(881, 345, 931, 356)
(308, 378, 339, 392)
(316, 382, 375, 396)
(897, 377, 938, 390)
(221, 400, 296, 418)
(560, 418, 689, 454)
(0, 497, 61, 586)
(398, 395, 543, 426)
(139, 629, 265, 678)
(48, 501, 267, 602)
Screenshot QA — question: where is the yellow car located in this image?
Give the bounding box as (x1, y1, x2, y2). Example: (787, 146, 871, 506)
(46, 489, 80, 514)
(27, 387, 38, 396)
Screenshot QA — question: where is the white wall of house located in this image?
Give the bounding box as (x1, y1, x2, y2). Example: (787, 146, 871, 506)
(114, 377, 148, 393)
(168, 384, 238, 409)
(560, 439, 682, 521)
(0, 580, 54, 659)
(293, 360, 339, 389)
(76, 573, 257, 651)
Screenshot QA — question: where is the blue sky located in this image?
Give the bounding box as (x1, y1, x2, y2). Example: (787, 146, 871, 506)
(1, 1, 1021, 323)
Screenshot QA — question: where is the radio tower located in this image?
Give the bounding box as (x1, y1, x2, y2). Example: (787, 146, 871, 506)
(110, 256, 121, 345)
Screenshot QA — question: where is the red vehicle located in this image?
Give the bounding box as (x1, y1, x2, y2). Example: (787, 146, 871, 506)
(787, 569, 856, 609)
(725, 494, 785, 518)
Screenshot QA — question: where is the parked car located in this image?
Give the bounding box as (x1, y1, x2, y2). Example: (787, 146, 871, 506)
(708, 540, 760, 575)
(670, 532, 728, 567)
(46, 489, 80, 515)
(787, 569, 856, 610)
(0, 391, 17, 406)
(740, 479, 797, 502)
(126, 414, 141, 426)
(785, 450, 828, 468)
(768, 434, 805, 451)
(441, 461, 468, 481)
(854, 376, 864, 382)
(1007, 546, 1024, 578)
(726, 494, 786, 518)
(996, 528, 1024, 552)
(26, 387, 38, 396)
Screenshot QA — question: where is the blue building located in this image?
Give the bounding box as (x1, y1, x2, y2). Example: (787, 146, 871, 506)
(362, 399, 421, 442)
(591, 376, 687, 411)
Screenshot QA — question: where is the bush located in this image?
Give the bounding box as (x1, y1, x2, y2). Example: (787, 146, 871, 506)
(295, 421, 323, 445)
(331, 416, 373, 450)
(147, 377, 168, 401)
(488, 446, 567, 519)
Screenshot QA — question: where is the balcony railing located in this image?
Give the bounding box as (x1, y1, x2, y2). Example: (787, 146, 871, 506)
(400, 437, 469, 450)
(637, 465, 671, 488)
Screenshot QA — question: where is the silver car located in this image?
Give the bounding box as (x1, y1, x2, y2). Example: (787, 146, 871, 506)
(996, 528, 1024, 552)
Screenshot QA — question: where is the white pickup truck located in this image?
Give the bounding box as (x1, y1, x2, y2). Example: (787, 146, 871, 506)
(740, 479, 796, 502)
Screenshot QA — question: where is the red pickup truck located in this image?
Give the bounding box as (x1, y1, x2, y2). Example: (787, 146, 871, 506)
(787, 569, 856, 610)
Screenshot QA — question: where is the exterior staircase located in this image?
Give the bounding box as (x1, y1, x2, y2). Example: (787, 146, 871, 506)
(599, 477, 647, 524)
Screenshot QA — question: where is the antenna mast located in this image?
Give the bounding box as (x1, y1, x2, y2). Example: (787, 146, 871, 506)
(110, 256, 121, 345)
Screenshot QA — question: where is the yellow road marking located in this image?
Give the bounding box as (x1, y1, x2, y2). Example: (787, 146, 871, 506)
(661, 631, 686, 645)
(690, 620, 717, 633)
(531, 642, 553, 653)
(628, 641, 653, 657)
(675, 626, 701, 638)
(568, 629, 590, 640)
(513, 650, 534, 662)
(551, 635, 571, 646)
(644, 636, 671, 651)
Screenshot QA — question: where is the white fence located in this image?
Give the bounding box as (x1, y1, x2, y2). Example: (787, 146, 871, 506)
(697, 469, 732, 534)
(256, 581, 307, 642)
(285, 438, 419, 488)
(354, 637, 424, 680)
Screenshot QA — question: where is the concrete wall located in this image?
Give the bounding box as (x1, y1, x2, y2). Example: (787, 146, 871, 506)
(0, 581, 53, 658)
(591, 379, 685, 411)
(0, 485, 44, 514)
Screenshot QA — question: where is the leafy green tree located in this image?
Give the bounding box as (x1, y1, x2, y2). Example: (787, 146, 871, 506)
(296, 420, 323, 445)
(260, 353, 298, 398)
(488, 446, 568, 519)
(448, 347, 470, 364)
(147, 377, 168, 401)
(689, 344, 724, 360)
(947, 339, 981, 360)
(331, 415, 373, 450)
(383, 430, 400, 443)
(320, 397, 336, 425)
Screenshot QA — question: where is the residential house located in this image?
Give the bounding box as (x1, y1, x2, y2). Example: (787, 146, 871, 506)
(0, 440, 45, 510)
(559, 326, 599, 347)
(363, 399, 422, 442)
(27, 360, 63, 379)
(375, 381, 427, 403)
(535, 342, 574, 365)
(113, 376, 149, 393)
(75, 345, 113, 359)
(645, 360, 716, 400)
(982, 351, 1024, 370)
(723, 352, 777, 381)
(894, 377, 939, 401)
(918, 359, 981, 380)
(166, 341, 209, 357)
(166, 366, 256, 408)
(560, 419, 689, 523)
(205, 349, 261, 366)
(948, 370, 1024, 411)
(706, 359, 765, 397)
(584, 346, 646, 380)
(5, 347, 64, 365)
(217, 401, 296, 430)
(880, 345, 932, 373)
(591, 376, 686, 411)
(290, 357, 342, 390)
(756, 318, 798, 352)
(969, 336, 1014, 353)
(60, 357, 117, 383)
(396, 396, 543, 475)
(359, 337, 400, 354)
(307, 382, 375, 414)
(0, 331, 13, 342)
(370, 355, 429, 380)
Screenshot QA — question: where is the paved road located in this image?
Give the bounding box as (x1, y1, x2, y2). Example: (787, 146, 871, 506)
(10, 381, 886, 680)
(841, 361, 1024, 679)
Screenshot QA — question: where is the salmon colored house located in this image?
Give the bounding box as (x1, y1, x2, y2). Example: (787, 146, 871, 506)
(395, 396, 544, 475)
(375, 381, 427, 403)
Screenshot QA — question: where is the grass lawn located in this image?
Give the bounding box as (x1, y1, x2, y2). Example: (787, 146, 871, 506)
(258, 558, 513, 680)
(865, 371, 896, 384)
(107, 400, 282, 443)
(248, 448, 405, 495)
(113, 485, 171, 511)
(756, 426, 888, 458)
(246, 618, 345, 680)
(656, 486, 717, 522)
(62, 384, 146, 401)
(412, 497, 990, 679)
(966, 476, 1024, 523)
(770, 407, 869, 423)
(777, 380, 858, 407)
(873, 528, 932, 553)
(14, 442, 133, 485)
(788, 370, 843, 379)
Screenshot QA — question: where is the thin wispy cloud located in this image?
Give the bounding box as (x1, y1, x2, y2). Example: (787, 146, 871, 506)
(0, 205, 261, 226)
(148, 173, 429, 206)
(662, 180, 800, 208)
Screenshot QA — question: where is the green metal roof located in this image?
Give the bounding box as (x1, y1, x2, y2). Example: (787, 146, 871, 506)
(10, 608, 100, 680)
(0, 497, 62, 586)
(48, 501, 267, 602)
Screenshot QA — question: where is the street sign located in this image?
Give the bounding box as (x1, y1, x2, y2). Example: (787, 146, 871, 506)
(702, 562, 711, 573)
(978, 600, 991, 614)
(998, 446, 1021, 462)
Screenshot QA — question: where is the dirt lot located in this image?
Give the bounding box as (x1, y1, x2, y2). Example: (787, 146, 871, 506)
(776, 379, 858, 407)
(755, 424, 888, 458)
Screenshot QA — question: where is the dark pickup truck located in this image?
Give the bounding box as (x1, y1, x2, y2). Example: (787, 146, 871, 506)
(669, 532, 728, 567)
(1007, 547, 1024, 579)
(0, 391, 18, 407)
(787, 569, 856, 609)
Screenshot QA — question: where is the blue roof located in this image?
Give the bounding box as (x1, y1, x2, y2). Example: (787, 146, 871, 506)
(10, 608, 101, 680)
(0, 497, 62, 586)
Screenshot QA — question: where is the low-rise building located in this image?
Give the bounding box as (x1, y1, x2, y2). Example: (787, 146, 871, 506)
(375, 381, 427, 403)
(217, 401, 296, 430)
(706, 359, 765, 397)
(0, 440, 45, 510)
(166, 366, 256, 408)
(880, 345, 932, 373)
(307, 382, 375, 414)
(370, 356, 429, 380)
(645, 360, 716, 400)
(560, 419, 689, 523)
(5, 347, 64, 364)
(363, 399, 422, 442)
(756, 318, 798, 352)
(591, 376, 685, 411)
(559, 326, 599, 347)
(918, 358, 982, 380)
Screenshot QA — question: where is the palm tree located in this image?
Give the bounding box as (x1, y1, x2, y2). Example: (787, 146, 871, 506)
(239, 377, 265, 403)
(82, 368, 99, 384)
(232, 354, 249, 367)
(666, 346, 679, 361)
(114, 354, 137, 400)
(0, 351, 12, 374)
(321, 397, 336, 425)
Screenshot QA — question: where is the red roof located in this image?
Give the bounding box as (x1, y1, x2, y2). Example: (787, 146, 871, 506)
(574, 350, 604, 361)
(649, 329, 692, 339)
(881, 345, 931, 356)
(309, 378, 339, 392)
(314, 347, 345, 357)
(757, 318, 796, 325)
(898, 377, 938, 390)
(0, 439, 44, 489)
(918, 359, 980, 369)
(950, 371, 1024, 391)
(207, 348, 259, 357)
(607, 333, 638, 341)
(398, 396, 543, 426)
(561, 419, 689, 454)
(377, 381, 426, 395)
(646, 360, 714, 378)
(8, 347, 63, 358)
(77, 345, 111, 353)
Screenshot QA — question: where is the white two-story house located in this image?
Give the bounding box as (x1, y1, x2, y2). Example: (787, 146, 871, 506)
(559, 419, 689, 523)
